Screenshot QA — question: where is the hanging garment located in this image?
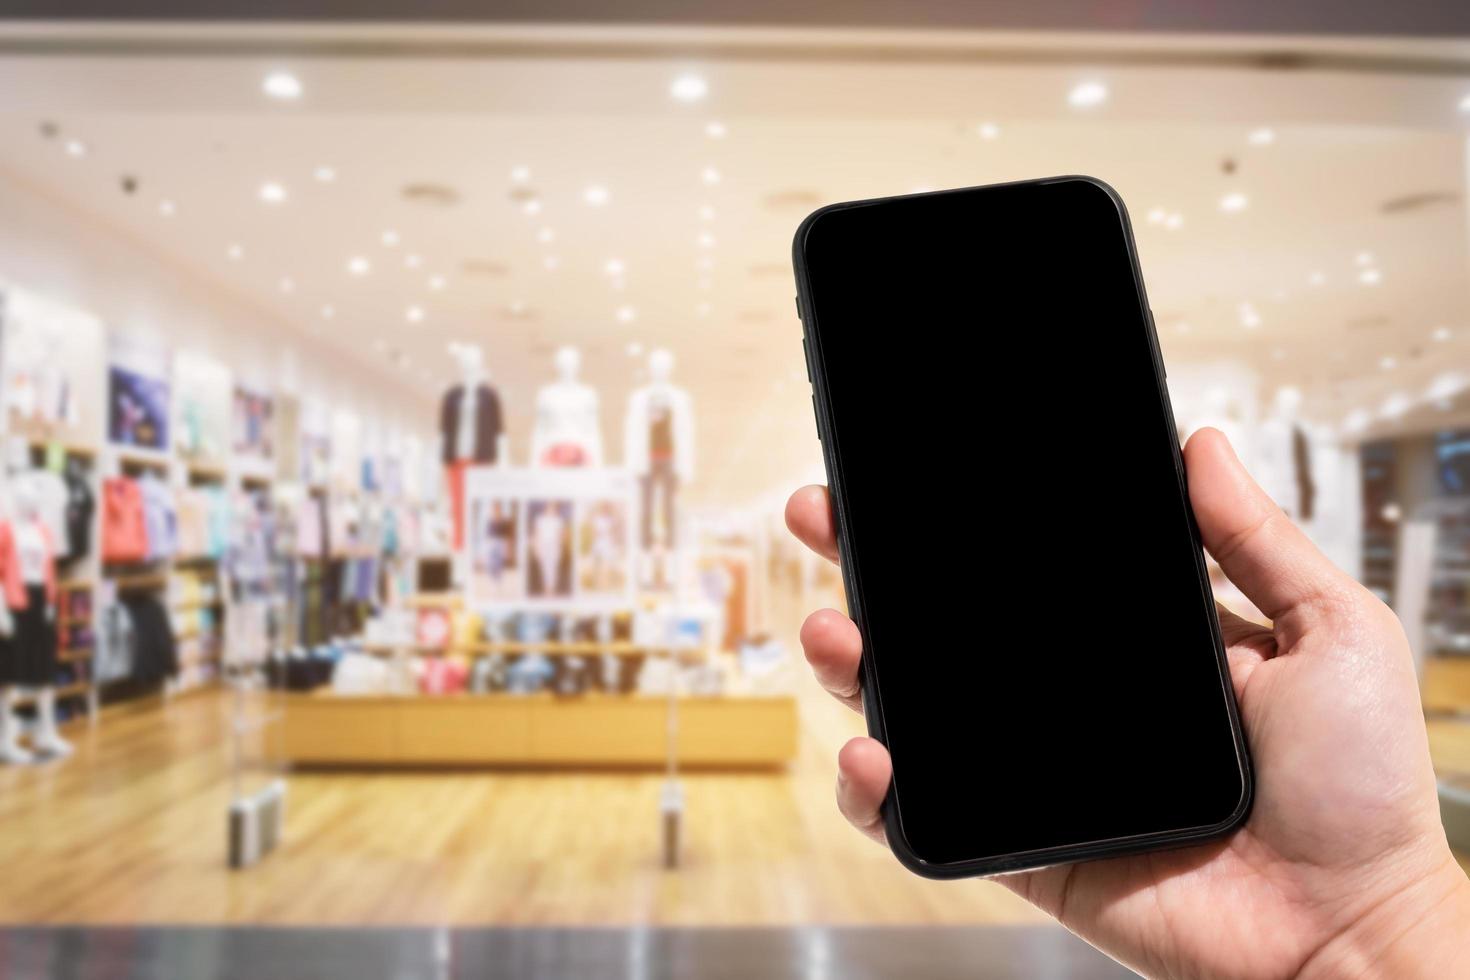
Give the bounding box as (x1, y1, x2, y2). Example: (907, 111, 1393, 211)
(0, 584, 58, 687)
(101, 478, 149, 564)
(1293, 425, 1316, 522)
(95, 601, 136, 684)
(138, 473, 178, 560)
(0, 520, 57, 612)
(119, 594, 178, 684)
(63, 462, 95, 563)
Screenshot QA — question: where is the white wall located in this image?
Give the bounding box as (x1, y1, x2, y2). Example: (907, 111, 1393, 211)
(0, 163, 432, 444)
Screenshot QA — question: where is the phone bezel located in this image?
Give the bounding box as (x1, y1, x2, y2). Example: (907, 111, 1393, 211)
(791, 174, 1254, 879)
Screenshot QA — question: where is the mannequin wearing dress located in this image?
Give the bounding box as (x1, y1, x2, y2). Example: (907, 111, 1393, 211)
(531, 346, 602, 467)
(624, 348, 696, 585)
(440, 344, 508, 550)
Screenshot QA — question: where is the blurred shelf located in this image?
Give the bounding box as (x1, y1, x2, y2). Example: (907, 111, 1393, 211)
(357, 640, 704, 659)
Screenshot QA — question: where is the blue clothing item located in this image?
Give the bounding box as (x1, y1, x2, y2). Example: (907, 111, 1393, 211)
(206, 487, 232, 558)
(138, 473, 177, 559)
(506, 653, 554, 694)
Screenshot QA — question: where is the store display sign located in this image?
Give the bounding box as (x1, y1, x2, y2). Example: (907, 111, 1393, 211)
(464, 467, 636, 610)
(107, 335, 171, 451)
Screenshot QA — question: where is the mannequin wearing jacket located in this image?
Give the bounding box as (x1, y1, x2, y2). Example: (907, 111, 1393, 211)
(0, 480, 67, 764)
(532, 346, 603, 468)
(624, 349, 695, 583)
(440, 344, 508, 550)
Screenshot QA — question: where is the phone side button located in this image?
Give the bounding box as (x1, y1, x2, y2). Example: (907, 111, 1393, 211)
(802, 338, 811, 381)
(811, 394, 822, 441)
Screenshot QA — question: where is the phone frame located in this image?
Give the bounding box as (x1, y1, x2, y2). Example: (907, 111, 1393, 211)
(791, 174, 1253, 879)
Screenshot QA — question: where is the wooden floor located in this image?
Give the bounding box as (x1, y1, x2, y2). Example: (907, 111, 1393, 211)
(1, 596, 1467, 925)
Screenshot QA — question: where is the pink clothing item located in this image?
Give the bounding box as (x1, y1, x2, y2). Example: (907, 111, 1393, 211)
(0, 520, 58, 611)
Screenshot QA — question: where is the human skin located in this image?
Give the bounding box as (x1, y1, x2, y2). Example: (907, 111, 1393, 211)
(786, 427, 1470, 979)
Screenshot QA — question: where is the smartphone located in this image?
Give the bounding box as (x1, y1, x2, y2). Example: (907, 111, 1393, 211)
(791, 176, 1252, 878)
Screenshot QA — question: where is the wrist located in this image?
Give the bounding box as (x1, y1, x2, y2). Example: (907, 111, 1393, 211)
(1302, 854, 1470, 979)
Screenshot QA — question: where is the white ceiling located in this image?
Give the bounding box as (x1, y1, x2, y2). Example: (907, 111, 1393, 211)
(2, 26, 1470, 504)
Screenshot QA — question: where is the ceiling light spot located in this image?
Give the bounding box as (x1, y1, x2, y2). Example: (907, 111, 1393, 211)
(701, 166, 722, 186)
(697, 276, 712, 290)
(698, 204, 716, 221)
(604, 258, 625, 277)
(1433, 326, 1453, 342)
(158, 199, 176, 217)
(1219, 192, 1248, 213)
(1308, 271, 1326, 286)
(510, 165, 531, 183)
(428, 274, 447, 291)
(258, 181, 287, 205)
(696, 256, 714, 271)
(522, 198, 542, 216)
(380, 229, 400, 248)
(1176, 321, 1192, 334)
(278, 277, 295, 294)
(977, 121, 1000, 140)
(320, 304, 335, 319)
(1359, 268, 1382, 286)
(1248, 127, 1276, 146)
(64, 139, 87, 158)
(1355, 251, 1375, 267)
(697, 231, 716, 248)
(626, 341, 644, 357)
(670, 73, 709, 103)
(616, 305, 636, 324)
(537, 227, 555, 244)
(696, 302, 711, 317)
(347, 256, 371, 276)
(1147, 207, 1166, 224)
(404, 253, 422, 269)
(406, 305, 425, 323)
(704, 120, 727, 139)
(226, 243, 244, 261)
(313, 165, 336, 183)
(1067, 81, 1108, 109)
(583, 184, 610, 206)
(1460, 93, 1470, 113)
(1238, 302, 1261, 329)
(543, 255, 560, 271)
(1380, 355, 1397, 370)
(262, 72, 302, 100)
(1164, 212, 1184, 230)
(1380, 393, 1411, 419)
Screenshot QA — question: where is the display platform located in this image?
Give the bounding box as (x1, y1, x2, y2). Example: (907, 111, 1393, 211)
(277, 691, 797, 768)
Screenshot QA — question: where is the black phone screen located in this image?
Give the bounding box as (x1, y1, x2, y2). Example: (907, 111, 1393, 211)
(797, 177, 1248, 869)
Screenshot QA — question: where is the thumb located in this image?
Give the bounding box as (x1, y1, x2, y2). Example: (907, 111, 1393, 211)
(1183, 427, 1355, 628)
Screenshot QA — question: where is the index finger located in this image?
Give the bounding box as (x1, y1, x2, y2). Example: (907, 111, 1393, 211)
(785, 485, 839, 564)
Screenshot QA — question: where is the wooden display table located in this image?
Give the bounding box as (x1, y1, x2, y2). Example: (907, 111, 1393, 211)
(277, 691, 798, 768)
(1424, 657, 1470, 714)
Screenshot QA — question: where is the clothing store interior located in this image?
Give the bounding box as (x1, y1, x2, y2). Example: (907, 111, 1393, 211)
(1, 4, 1469, 977)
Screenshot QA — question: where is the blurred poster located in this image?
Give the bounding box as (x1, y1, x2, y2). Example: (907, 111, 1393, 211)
(234, 386, 274, 459)
(108, 365, 169, 449)
(464, 467, 635, 609)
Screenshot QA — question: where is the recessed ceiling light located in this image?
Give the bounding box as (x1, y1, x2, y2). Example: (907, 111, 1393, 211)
(1248, 127, 1276, 146)
(1164, 212, 1184, 230)
(510, 165, 531, 183)
(1459, 93, 1470, 113)
(372, 338, 388, 353)
(1271, 348, 1287, 361)
(347, 256, 371, 276)
(1433, 326, 1453, 342)
(158, 199, 176, 217)
(1147, 207, 1166, 224)
(1219, 192, 1248, 213)
(406, 305, 425, 323)
(543, 255, 560, 271)
(1067, 81, 1108, 109)
(1238, 302, 1261, 329)
(1359, 268, 1382, 285)
(1380, 355, 1397, 370)
(428, 274, 447, 291)
(227, 243, 244, 261)
(696, 256, 714, 271)
(626, 341, 644, 357)
(381, 229, 400, 247)
(697, 231, 716, 248)
(977, 122, 1000, 140)
(616, 305, 636, 324)
(698, 205, 716, 221)
(604, 258, 625, 277)
(508, 300, 527, 317)
(670, 73, 709, 103)
(537, 227, 555, 244)
(278, 277, 295, 293)
(64, 138, 87, 158)
(1176, 321, 1192, 334)
(701, 166, 722, 186)
(583, 184, 610, 206)
(1308, 271, 1326, 286)
(1380, 393, 1411, 419)
(258, 181, 287, 204)
(696, 302, 711, 317)
(1355, 251, 1375, 267)
(313, 165, 336, 183)
(522, 198, 542, 215)
(262, 72, 302, 100)
(320, 304, 335, 319)
(705, 120, 727, 139)
(404, 253, 422, 269)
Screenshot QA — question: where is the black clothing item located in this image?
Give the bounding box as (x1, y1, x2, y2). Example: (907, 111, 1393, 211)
(64, 462, 95, 563)
(1292, 425, 1316, 521)
(0, 585, 57, 687)
(648, 394, 674, 461)
(120, 594, 178, 685)
(439, 383, 505, 464)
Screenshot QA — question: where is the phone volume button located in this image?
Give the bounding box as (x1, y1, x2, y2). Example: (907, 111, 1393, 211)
(802, 338, 812, 381)
(811, 394, 822, 441)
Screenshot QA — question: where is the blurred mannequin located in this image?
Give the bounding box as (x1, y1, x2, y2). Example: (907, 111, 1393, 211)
(1258, 387, 1316, 522)
(439, 344, 506, 550)
(532, 346, 602, 467)
(625, 348, 695, 585)
(0, 480, 68, 763)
